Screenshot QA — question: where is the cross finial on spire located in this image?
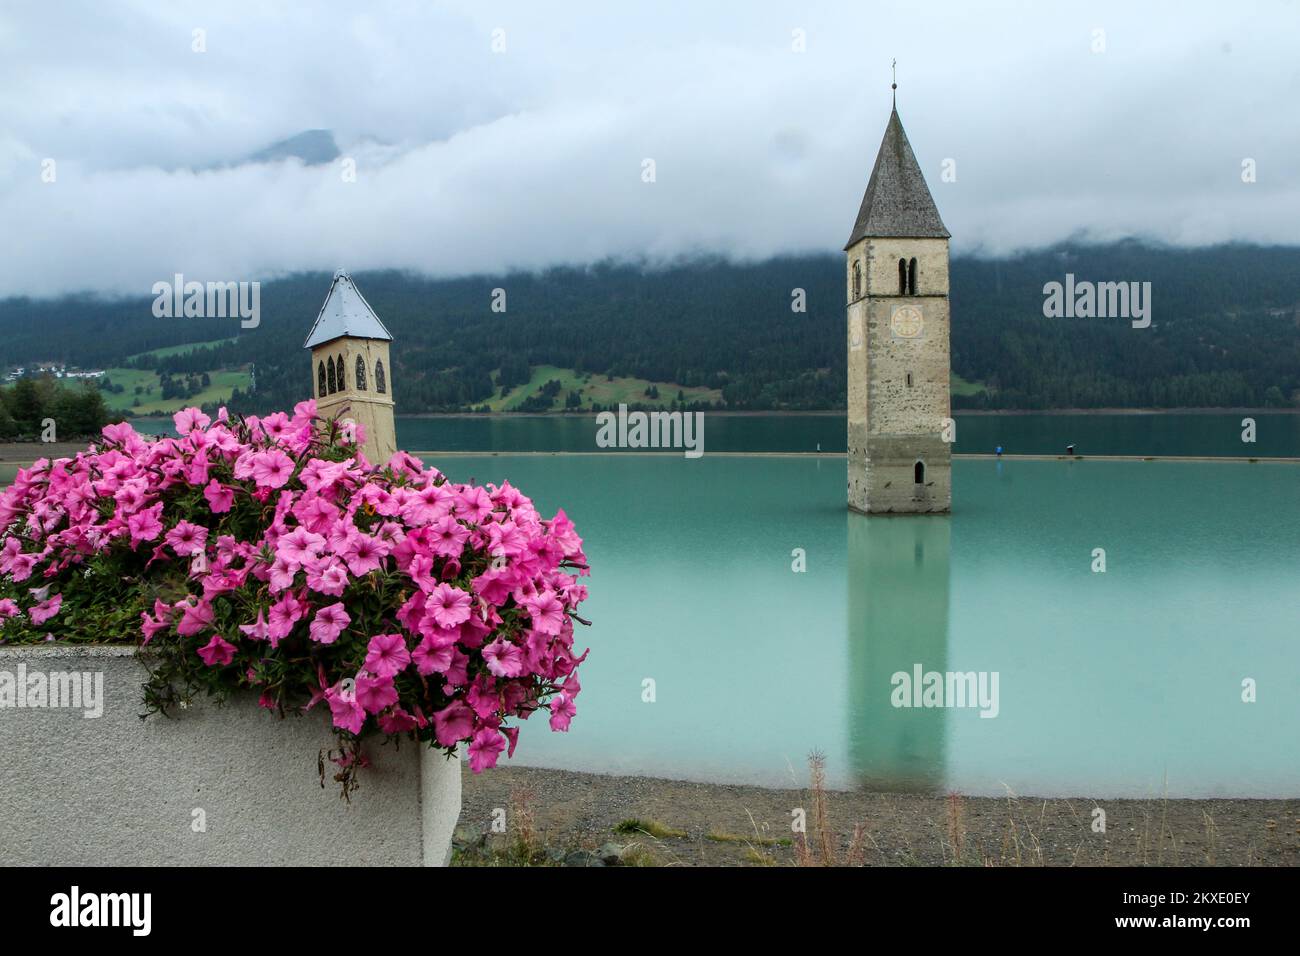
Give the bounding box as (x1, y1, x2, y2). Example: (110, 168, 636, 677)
(891, 58, 897, 108)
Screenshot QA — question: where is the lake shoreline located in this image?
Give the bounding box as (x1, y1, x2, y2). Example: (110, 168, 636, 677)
(5, 443, 1295, 468)
(388, 407, 1300, 420)
(457, 764, 1299, 867)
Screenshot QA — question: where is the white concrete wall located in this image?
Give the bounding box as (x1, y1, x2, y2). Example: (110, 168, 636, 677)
(0, 646, 460, 866)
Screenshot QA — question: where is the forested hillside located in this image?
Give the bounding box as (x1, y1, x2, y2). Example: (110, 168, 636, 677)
(1, 241, 1297, 414)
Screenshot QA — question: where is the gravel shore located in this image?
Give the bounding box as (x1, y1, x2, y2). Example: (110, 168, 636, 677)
(457, 765, 1300, 867)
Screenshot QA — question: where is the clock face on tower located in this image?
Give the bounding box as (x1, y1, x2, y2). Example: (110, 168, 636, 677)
(890, 304, 924, 339)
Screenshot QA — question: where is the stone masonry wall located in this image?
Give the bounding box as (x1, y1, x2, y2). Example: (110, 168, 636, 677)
(846, 237, 952, 514)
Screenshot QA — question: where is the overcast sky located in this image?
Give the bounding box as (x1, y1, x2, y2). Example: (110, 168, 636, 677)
(2, 0, 1298, 297)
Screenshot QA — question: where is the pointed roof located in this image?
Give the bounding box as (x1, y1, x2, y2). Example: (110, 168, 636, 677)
(844, 108, 949, 248)
(303, 270, 393, 349)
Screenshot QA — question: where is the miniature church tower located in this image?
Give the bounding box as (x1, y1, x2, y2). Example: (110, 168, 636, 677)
(304, 270, 396, 464)
(845, 94, 952, 514)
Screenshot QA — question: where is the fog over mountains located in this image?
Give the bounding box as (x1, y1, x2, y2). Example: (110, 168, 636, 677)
(2, 1, 1299, 298)
(2, 243, 1297, 413)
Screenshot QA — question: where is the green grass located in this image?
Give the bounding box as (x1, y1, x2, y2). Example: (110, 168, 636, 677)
(486, 365, 722, 412)
(613, 818, 687, 839)
(705, 829, 792, 847)
(70, 366, 250, 415)
(951, 372, 988, 397)
(127, 337, 239, 361)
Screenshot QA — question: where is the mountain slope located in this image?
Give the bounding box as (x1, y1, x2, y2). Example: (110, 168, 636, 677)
(1, 242, 1297, 413)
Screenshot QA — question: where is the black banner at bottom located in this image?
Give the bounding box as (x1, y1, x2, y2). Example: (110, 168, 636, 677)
(0, 865, 1284, 939)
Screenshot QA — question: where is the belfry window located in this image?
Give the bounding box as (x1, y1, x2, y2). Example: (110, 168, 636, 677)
(326, 359, 337, 394)
(355, 355, 368, 391)
(908, 258, 918, 295)
(317, 361, 327, 397)
(914, 460, 926, 484)
(898, 259, 908, 295)
(336, 355, 345, 390)
(852, 261, 862, 300)
(375, 359, 387, 394)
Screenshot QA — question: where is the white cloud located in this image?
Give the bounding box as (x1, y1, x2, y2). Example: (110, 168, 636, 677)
(2, 0, 1298, 297)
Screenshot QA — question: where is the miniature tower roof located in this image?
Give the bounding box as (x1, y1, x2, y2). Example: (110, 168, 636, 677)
(303, 270, 393, 349)
(844, 108, 950, 248)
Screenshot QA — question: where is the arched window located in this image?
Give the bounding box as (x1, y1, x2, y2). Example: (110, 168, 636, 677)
(335, 354, 345, 391)
(326, 359, 337, 394)
(906, 372, 914, 388)
(317, 361, 327, 397)
(375, 359, 387, 394)
(908, 258, 918, 295)
(914, 460, 926, 484)
(852, 261, 862, 300)
(355, 355, 368, 391)
(898, 259, 908, 295)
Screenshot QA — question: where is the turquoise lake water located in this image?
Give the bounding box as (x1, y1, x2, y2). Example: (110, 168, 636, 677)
(132, 412, 1300, 457)
(431, 454, 1300, 798)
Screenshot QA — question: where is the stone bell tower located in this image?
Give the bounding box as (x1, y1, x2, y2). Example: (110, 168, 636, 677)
(845, 99, 952, 514)
(304, 270, 396, 464)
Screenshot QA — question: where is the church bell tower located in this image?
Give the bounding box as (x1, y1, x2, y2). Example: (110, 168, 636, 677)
(304, 270, 397, 465)
(845, 97, 952, 514)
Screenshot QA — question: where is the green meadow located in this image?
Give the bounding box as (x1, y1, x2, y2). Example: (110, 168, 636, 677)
(485, 364, 722, 412)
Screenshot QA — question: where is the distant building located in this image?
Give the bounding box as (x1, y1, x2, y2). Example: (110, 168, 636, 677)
(845, 99, 952, 514)
(303, 271, 396, 464)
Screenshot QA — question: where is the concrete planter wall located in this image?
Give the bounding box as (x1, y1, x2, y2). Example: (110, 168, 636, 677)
(0, 645, 461, 866)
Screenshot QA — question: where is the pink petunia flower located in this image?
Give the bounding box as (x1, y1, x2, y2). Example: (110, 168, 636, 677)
(197, 634, 236, 667)
(176, 598, 215, 636)
(363, 633, 411, 679)
(173, 407, 211, 435)
(325, 682, 365, 735)
(548, 692, 577, 732)
(267, 591, 304, 645)
(29, 593, 62, 625)
(165, 521, 208, 557)
(308, 602, 350, 644)
(238, 608, 271, 642)
(203, 480, 235, 513)
(425, 583, 472, 629)
(127, 503, 165, 547)
(483, 637, 524, 678)
(524, 589, 566, 636)
(250, 449, 295, 489)
(277, 526, 326, 569)
(428, 514, 470, 557)
(467, 727, 507, 772)
(355, 673, 400, 714)
(341, 533, 386, 577)
(432, 701, 475, 747)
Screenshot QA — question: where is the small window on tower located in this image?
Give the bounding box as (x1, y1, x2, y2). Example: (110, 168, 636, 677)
(908, 258, 918, 295)
(375, 359, 387, 394)
(898, 259, 908, 295)
(326, 359, 337, 394)
(317, 361, 326, 397)
(906, 372, 914, 388)
(852, 261, 862, 300)
(355, 355, 368, 391)
(914, 460, 926, 485)
(335, 355, 345, 390)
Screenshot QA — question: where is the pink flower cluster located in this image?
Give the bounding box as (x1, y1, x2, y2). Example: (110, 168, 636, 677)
(0, 403, 590, 773)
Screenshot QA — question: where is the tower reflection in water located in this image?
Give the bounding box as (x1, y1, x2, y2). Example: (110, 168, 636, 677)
(846, 514, 952, 791)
